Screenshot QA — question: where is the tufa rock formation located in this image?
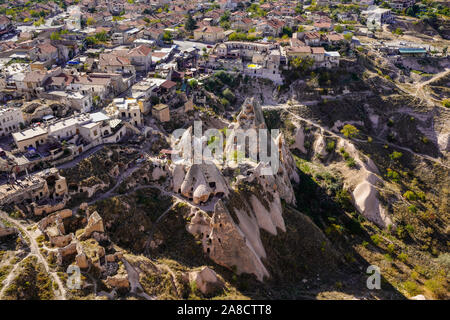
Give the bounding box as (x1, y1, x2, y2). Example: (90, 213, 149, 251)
(182, 98, 300, 281)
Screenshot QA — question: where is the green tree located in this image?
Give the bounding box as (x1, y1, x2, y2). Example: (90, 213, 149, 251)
(188, 79, 198, 88)
(393, 28, 403, 35)
(50, 31, 61, 40)
(343, 32, 353, 41)
(163, 31, 173, 42)
(334, 25, 344, 33)
(282, 26, 293, 37)
(34, 17, 45, 26)
(228, 32, 248, 41)
(185, 13, 197, 31)
(340, 124, 359, 138)
(222, 88, 235, 103)
(290, 56, 314, 73)
(86, 17, 95, 26)
(403, 190, 417, 201)
(94, 31, 109, 42)
(389, 151, 403, 160)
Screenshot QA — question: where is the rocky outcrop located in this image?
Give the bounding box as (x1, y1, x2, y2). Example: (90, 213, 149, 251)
(57, 243, 77, 265)
(189, 267, 223, 295)
(78, 211, 105, 240)
(76, 239, 105, 269)
(38, 209, 72, 232)
(352, 174, 392, 228)
(106, 275, 130, 290)
(76, 252, 89, 269)
(38, 209, 74, 247)
(411, 294, 427, 300)
(291, 125, 307, 154)
(181, 98, 300, 281)
(50, 233, 74, 248)
(208, 200, 270, 281)
(176, 163, 229, 204)
(313, 133, 328, 157)
(33, 200, 67, 216)
(151, 166, 166, 181)
(0, 222, 17, 238)
(336, 139, 393, 228)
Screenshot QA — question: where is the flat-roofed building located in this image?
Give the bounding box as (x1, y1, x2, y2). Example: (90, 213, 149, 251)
(105, 98, 143, 127)
(12, 126, 48, 151)
(0, 106, 24, 137)
(152, 104, 170, 122)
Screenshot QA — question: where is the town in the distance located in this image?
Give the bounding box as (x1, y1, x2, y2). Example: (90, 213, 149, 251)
(0, 0, 448, 301)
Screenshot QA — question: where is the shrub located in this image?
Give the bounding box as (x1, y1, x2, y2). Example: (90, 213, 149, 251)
(416, 191, 426, 201)
(396, 226, 406, 239)
(398, 252, 408, 263)
(334, 24, 344, 33)
(403, 190, 417, 201)
(386, 168, 400, 182)
(389, 151, 403, 160)
(340, 124, 359, 138)
(424, 277, 447, 299)
(371, 234, 382, 246)
(443, 99, 450, 108)
(343, 32, 353, 41)
(405, 224, 415, 234)
(393, 28, 403, 35)
(220, 98, 230, 107)
(387, 243, 395, 254)
(436, 253, 450, 270)
(403, 281, 422, 296)
(222, 88, 235, 103)
(346, 158, 356, 168)
(326, 141, 335, 152)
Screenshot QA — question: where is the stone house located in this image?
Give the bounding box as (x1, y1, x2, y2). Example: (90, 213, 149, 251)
(194, 26, 226, 43)
(0, 106, 24, 137)
(152, 104, 170, 122)
(12, 126, 49, 151)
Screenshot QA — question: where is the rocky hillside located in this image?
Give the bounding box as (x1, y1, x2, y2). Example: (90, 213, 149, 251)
(1, 54, 448, 300)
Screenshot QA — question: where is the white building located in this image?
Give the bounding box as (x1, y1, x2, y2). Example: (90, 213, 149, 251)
(66, 6, 81, 30)
(105, 98, 143, 127)
(0, 106, 24, 137)
(363, 7, 394, 29)
(45, 91, 93, 113)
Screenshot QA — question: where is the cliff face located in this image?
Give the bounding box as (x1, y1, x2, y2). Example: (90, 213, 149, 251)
(290, 121, 394, 229)
(176, 98, 302, 281)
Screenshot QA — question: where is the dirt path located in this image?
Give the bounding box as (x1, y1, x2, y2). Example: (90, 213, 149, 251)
(155, 263, 179, 297)
(402, 69, 450, 107)
(0, 253, 31, 298)
(0, 212, 67, 300)
(122, 259, 155, 300)
(143, 200, 179, 255)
